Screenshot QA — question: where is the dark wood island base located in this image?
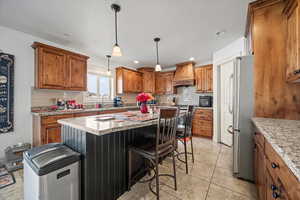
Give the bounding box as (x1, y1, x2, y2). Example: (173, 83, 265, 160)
(62, 125, 155, 200)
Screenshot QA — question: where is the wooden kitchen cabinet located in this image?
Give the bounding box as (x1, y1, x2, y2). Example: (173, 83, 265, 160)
(155, 71, 176, 95)
(195, 65, 213, 93)
(42, 123, 62, 144)
(32, 42, 89, 91)
(116, 67, 143, 94)
(284, 0, 300, 83)
(192, 109, 213, 138)
(254, 132, 266, 200)
(66, 54, 87, 91)
(138, 67, 156, 93)
(253, 132, 300, 200)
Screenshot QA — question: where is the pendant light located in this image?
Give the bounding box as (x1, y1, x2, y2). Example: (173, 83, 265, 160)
(106, 55, 111, 75)
(111, 4, 122, 57)
(154, 37, 162, 71)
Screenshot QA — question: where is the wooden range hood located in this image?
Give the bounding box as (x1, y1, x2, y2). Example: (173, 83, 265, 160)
(173, 61, 195, 86)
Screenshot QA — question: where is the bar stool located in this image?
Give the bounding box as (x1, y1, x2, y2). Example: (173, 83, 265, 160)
(128, 108, 179, 200)
(176, 105, 195, 174)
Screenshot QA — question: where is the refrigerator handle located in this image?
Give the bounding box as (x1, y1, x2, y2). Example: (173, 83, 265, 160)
(228, 74, 234, 114)
(227, 125, 234, 135)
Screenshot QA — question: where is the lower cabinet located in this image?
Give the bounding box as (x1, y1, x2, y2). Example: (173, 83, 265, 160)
(192, 109, 213, 138)
(33, 109, 129, 146)
(42, 124, 62, 144)
(254, 132, 300, 200)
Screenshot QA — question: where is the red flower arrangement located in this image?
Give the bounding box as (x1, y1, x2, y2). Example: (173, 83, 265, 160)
(136, 93, 151, 103)
(136, 93, 154, 113)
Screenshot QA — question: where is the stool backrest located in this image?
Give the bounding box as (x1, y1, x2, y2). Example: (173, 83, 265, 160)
(184, 105, 194, 137)
(156, 108, 179, 154)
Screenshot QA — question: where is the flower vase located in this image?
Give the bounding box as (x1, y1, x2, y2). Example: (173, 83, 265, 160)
(140, 102, 148, 113)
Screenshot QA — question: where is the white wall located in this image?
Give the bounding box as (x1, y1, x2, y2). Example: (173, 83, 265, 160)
(212, 37, 247, 143)
(0, 26, 110, 159)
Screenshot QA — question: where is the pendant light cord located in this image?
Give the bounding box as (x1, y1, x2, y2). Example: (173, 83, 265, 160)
(115, 11, 118, 45)
(156, 41, 159, 65)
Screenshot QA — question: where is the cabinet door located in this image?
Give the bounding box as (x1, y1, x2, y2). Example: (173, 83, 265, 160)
(67, 55, 87, 91)
(165, 74, 174, 94)
(123, 69, 133, 92)
(254, 143, 266, 200)
(135, 72, 143, 92)
(205, 66, 213, 92)
(42, 124, 61, 144)
(142, 70, 155, 93)
(155, 74, 166, 94)
(195, 67, 204, 92)
(286, 0, 300, 82)
(38, 47, 66, 89)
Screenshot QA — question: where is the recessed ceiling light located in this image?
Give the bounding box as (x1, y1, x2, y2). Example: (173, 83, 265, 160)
(216, 30, 226, 37)
(189, 57, 195, 61)
(133, 60, 139, 64)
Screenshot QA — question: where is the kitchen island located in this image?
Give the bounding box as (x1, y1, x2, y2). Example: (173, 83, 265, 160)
(58, 111, 183, 200)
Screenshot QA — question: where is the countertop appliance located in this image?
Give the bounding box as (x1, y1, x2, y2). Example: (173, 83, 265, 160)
(114, 96, 123, 107)
(227, 56, 254, 181)
(199, 96, 213, 107)
(24, 143, 80, 200)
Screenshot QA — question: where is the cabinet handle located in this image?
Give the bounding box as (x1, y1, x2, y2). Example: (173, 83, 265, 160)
(271, 162, 279, 169)
(293, 69, 300, 75)
(271, 184, 277, 191)
(272, 192, 280, 199)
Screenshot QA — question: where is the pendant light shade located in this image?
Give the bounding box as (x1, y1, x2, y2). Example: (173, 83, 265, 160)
(111, 4, 122, 57)
(154, 37, 162, 72)
(155, 64, 162, 72)
(112, 44, 122, 57)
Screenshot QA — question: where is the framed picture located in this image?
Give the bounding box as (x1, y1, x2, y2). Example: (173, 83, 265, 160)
(0, 174, 15, 189)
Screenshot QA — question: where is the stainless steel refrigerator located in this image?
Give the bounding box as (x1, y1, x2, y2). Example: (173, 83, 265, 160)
(227, 56, 254, 181)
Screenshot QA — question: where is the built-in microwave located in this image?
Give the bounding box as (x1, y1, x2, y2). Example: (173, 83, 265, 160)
(199, 96, 213, 107)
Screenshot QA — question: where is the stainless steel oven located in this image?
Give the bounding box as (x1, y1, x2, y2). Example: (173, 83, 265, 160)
(199, 96, 213, 107)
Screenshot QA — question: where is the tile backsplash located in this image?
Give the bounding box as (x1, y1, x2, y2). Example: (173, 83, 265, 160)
(157, 86, 213, 105)
(31, 88, 84, 107)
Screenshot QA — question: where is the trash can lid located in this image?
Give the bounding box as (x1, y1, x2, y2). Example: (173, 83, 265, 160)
(24, 143, 80, 176)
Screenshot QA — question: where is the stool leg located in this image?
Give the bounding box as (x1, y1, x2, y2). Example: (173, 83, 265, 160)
(155, 158, 160, 200)
(128, 149, 132, 191)
(190, 136, 195, 163)
(184, 139, 188, 174)
(172, 151, 177, 191)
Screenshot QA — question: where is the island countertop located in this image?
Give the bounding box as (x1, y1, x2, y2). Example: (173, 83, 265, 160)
(252, 117, 300, 181)
(58, 110, 185, 136)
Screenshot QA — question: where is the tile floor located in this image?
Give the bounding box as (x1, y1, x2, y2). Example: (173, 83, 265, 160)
(0, 137, 257, 200)
(119, 137, 257, 200)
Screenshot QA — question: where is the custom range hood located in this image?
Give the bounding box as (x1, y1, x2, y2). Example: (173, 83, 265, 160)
(173, 61, 196, 86)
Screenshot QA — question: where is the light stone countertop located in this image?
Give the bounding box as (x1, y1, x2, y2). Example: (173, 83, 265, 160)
(58, 110, 186, 136)
(31, 106, 139, 116)
(252, 117, 300, 181)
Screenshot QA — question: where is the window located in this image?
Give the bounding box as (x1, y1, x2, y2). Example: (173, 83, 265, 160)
(86, 73, 114, 102)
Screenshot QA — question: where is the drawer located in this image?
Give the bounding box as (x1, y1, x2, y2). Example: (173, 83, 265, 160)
(265, 141, 300, 200)
(41, 114, 74, 125)
(193, 120, 212, 126)
(254, 132, 264, 150)
(74, 111, 99, 117)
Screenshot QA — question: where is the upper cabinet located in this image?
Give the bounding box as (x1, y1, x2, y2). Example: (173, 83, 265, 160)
(116, 67, 143, 94)
(137, 67, 156, 93)
(32, 42, 89, 91)
(284, 0, 300, 83)
(195, 64, 213, 93)
(155, 71, 176, 95)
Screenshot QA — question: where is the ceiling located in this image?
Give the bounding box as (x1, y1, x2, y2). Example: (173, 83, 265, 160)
(0, 0, 251, 68)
